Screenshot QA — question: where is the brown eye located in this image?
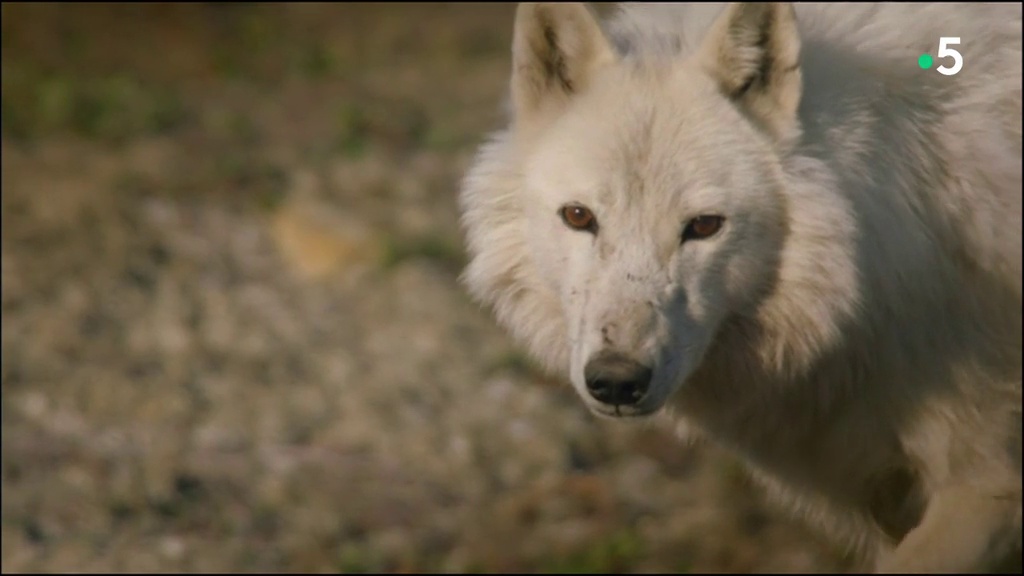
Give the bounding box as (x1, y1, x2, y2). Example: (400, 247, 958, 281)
(682, 215, 725, 242)
(560, 204, 598, 233)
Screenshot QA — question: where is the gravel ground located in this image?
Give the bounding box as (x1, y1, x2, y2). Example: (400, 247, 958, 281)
(1, 4, 854, 573)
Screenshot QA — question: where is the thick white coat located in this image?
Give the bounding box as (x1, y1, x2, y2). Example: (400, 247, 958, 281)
(459, 3, 1022, 571)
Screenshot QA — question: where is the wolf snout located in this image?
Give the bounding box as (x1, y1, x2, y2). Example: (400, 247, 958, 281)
(583, 352, 653, 408)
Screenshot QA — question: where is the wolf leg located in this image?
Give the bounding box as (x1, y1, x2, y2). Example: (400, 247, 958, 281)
(875, 484, 1021, 573)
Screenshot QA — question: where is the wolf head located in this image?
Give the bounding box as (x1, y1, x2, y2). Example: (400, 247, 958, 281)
(460, 3, 814, 419)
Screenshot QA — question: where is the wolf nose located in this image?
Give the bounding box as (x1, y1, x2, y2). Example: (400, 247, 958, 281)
(584, 352, 652, 407)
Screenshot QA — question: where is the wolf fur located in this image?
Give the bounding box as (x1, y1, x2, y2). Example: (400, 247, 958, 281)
(458, 3, 1022, 572)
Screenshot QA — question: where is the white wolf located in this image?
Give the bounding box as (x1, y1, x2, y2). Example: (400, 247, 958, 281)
(458, 2, 1021, 572)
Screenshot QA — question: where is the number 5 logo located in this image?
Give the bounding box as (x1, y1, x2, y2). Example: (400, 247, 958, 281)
(937, 37, 963, 76)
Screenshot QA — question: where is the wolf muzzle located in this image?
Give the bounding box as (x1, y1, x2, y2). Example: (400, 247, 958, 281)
(583, 351, 653, 409)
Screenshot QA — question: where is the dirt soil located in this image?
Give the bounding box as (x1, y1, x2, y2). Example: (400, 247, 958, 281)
(2, 4, 856, 573)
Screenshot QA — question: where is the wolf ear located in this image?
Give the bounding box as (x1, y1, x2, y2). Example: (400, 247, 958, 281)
(511, 2, 617, 124)
(699, 3, 802, 141)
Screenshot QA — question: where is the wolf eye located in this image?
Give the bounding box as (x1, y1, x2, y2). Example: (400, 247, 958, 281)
(560, 204, 598, 233)
(682, 215, 725, 242)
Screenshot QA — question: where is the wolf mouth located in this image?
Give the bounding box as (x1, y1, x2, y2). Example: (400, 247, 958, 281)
(590, 403, 663, 419)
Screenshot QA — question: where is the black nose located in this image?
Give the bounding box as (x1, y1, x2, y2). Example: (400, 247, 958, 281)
(584, 352, 652, 407)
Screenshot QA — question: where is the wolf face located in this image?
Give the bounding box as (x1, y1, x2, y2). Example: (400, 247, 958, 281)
(521, 71, 790, 417)
(462, 3, 801, 419)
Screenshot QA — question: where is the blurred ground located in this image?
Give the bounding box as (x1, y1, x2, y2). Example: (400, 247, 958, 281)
(1, 3, 856, 573)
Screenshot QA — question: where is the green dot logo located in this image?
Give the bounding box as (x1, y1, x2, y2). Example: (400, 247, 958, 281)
(918, 53, 934, 69)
